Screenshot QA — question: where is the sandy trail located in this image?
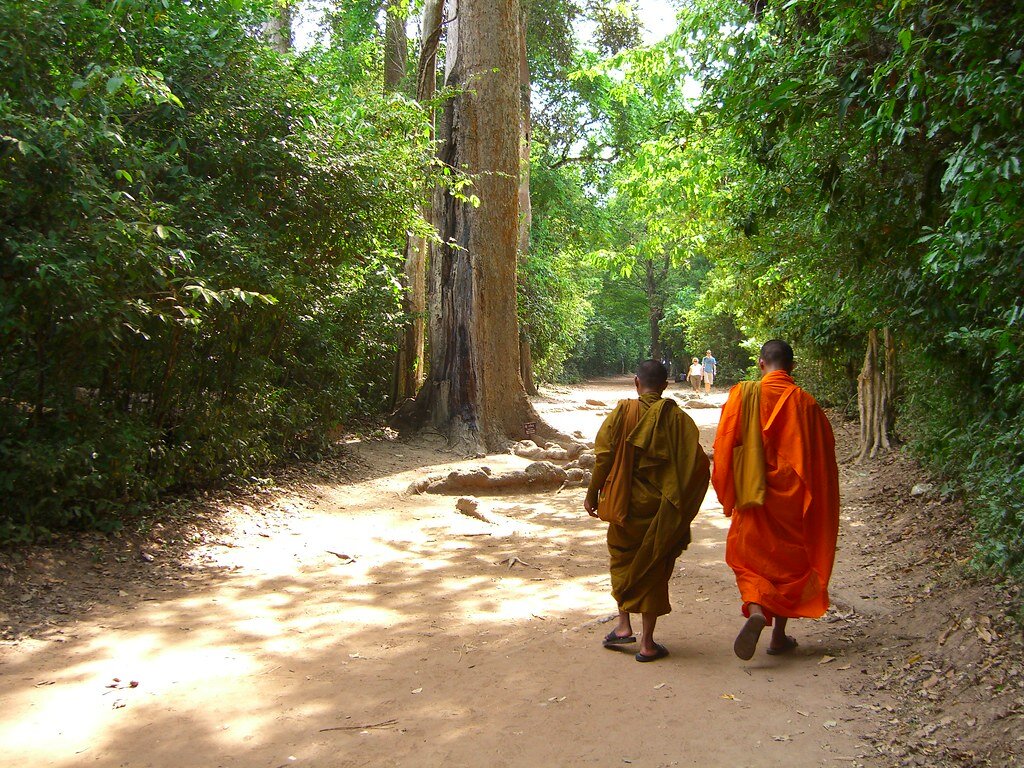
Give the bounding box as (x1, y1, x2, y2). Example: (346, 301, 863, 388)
(0, 378, 878, 767)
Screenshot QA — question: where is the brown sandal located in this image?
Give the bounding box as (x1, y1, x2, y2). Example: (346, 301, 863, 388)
(733, 614, 767, 660)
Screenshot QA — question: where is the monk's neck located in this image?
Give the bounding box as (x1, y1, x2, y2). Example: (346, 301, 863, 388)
(762, 369, 794, 385)
(638, 391, 663, 403)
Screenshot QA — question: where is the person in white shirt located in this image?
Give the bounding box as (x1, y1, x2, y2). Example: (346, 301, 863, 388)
(687, 357, 703, 391)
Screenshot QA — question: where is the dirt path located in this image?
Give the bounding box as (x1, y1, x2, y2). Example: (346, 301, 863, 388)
(1, 379, 1020, 767)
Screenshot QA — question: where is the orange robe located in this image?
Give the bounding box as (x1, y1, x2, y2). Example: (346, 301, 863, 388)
(712, 370, 840, 623)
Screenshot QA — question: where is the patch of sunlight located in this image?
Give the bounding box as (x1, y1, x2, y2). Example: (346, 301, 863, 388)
(452, 574, 612, 623)
(234, 616, 287, 637)
(701, 514, 732, 531)
(213, 697, 336, 749)
(0, 640, 261, 760)
(438, 575, 492, 592)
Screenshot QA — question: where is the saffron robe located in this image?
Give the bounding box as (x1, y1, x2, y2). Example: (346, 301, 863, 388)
(712, 370, 840, 622)
(588, 393, 710, 615)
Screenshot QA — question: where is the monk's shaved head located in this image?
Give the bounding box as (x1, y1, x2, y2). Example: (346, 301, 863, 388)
(759, 339, 795, 371)
(636, 359, 669, 389)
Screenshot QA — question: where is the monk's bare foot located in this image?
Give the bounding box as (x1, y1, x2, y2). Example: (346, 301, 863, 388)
(602, 628, 636, 647)
(635, 643, 669, 662)
(733, 613, 766, 660)
(766, 635, 798, 655)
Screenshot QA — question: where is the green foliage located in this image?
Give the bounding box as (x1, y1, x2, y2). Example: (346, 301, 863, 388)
(682, 302, 752, 388)
(658, 0, 1024, 580)
(571, 276, 650, 376)
(0, 0, 432, 536)
(520, 163, 600, 382)
(900, 349, 1024, 582)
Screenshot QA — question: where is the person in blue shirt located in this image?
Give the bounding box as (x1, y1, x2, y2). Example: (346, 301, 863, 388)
(702, 350, 717, 393)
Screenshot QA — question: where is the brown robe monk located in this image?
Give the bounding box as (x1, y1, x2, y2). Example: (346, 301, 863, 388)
(712, 342, 840, 659)
(585, 362, 710, 661)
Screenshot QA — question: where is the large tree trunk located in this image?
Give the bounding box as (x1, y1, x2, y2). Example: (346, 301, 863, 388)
(856, 327, 896, 462)
(384, 0, 408, 92)
(882, 326, 897, 440)
(517, 5, 539, 397)
(519, 334, 537, 396)
(645, 258, 665, 360)
(393, 0, 444, 403)
(263, 1, 292, 53)
(415, 0, 546, 451)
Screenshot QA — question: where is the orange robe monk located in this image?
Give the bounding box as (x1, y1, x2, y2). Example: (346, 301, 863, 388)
(712, 340, 840, 659)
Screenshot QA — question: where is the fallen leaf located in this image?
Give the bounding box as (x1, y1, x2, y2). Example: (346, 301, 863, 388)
(721, 693, 739, 701)
(836, 664, 851, 670)
(411, 688, 423, 694)
(654, 683, 667, 690)
(823, 720, 838, 729)
(819, 655, 836, 665)
(772, 734, 792, 742)
(796, 710, 809, 717)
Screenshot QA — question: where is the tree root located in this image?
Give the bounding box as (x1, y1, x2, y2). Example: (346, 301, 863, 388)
(408, 460, 591, 495)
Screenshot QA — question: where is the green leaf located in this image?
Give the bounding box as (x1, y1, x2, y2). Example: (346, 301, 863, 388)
(898, 28, 912, 53)
(769, 79, 802, 104)
(106, 75, 125, 95)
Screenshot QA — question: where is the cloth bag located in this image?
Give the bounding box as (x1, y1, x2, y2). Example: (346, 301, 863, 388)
(597, 399, 641, 525)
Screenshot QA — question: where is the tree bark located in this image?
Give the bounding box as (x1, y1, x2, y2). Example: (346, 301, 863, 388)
(517, 5, 539, 396)
(415, 0, 548, 451)
(519, 334, 537, 396)
(384, 0, 408, 92)
(882, 326, 897, 440)
(644, 256, 667, 360)
(393, 0, 444, 403)
(264, 1, 292, 54)
(856, 327, 896, 462)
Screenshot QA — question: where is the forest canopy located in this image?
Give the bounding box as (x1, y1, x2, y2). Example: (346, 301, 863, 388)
(1, 0, 1021, 585)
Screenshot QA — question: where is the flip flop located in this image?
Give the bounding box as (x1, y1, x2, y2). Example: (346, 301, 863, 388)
(635, 643, 669, 662)
(603, 630, 637, 647)
(766, 635, 799, 655)
(733, 613, 767, 660)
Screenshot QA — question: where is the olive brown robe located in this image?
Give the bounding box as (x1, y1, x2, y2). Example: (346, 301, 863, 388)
(712, 370, 840, 623)
(588, 393, 711, 615)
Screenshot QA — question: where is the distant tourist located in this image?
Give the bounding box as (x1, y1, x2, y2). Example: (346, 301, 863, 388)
(687, 357, 703, 391)
(701, 349, 717, 393)
(712, 340, 840, 660)
(584, 360, 710, 662)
